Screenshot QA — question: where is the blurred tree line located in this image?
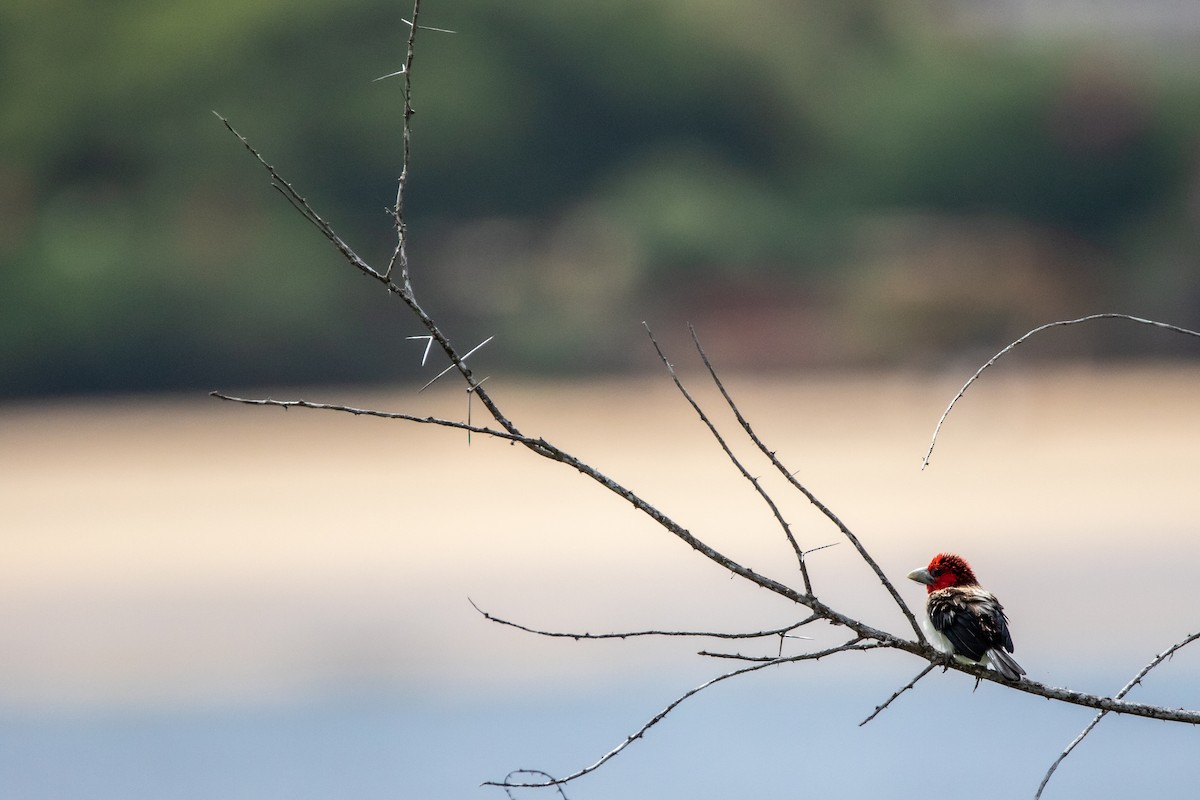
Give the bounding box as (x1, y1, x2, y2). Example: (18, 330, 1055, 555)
(3, 0, 1200, 397)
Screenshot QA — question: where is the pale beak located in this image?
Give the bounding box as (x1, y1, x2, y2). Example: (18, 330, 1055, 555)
(907, 568, 933, 586)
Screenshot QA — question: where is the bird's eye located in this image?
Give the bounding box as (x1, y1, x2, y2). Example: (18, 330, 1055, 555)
(930, 567, 942, 577)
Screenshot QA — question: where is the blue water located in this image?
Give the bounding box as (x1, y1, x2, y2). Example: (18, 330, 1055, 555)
(1, 669, 1197, 799)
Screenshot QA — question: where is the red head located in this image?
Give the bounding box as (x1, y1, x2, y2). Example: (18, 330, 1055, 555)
(907, 553, 979, 594)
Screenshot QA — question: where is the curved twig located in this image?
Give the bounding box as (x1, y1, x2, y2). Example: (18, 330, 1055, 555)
(499, 767, 568, 800)
(1035, 631, 1200, 799)
(922, 313, 1200, 469)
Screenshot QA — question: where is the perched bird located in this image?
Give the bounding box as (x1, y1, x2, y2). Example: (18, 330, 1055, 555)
(907, 553, 1026, 681)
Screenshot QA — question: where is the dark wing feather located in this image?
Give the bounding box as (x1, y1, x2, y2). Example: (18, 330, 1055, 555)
(928, 586, 1015, 662)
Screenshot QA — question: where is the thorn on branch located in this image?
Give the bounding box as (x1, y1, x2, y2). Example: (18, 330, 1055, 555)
(419, 334, 494, 393)
(405, 334, 434, 366)
(401, 18, 457, 33)
(212, 111, 384, 282)
(466, 376, 490, 445)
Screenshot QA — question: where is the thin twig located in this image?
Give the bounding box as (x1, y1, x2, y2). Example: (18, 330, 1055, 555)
(923, 313, 1200, 469)
(212, 113, 382, 283)
(643, 323, 812, 593)
(686, 323, 924, 641)
(385, 1, 422, 287)
(209, 392, 521, 442)
(860, 663, 937, 726)
(485, 643, 882, 790)
(699, 638, 887, 662)
(471, 599, 817, 642)
(499, 770, 569, 800)
(1035, 631, 1200, 799)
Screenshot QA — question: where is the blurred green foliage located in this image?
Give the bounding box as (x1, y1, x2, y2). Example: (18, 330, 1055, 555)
(3, 0, 1200, 396)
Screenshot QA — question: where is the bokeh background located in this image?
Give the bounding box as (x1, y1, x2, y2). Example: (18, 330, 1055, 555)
(3, 1, 1200, 798)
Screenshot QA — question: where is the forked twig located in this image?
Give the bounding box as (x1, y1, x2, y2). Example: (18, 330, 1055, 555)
(643, 323, 812, 594)
(685, 323, 924, 641)
(1035, 631, 1200, 799)
(922, 313, 1200, 469)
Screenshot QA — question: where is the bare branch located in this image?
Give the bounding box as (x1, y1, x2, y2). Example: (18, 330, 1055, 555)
(1035, 631, 1200, 799)
(643, 323, 812, 594)
(905, 637, 1200, 724)
(471, 599, 817, 642)
(699, 637, 887, 662)
(215, 111, 524, 438)
(384, 1, 423, 287)
(212, 112, 383, 284)
(210, 391, 904, 646)
(208, 391, 523, 442)
(211, 399, 1200, 728)
(923, 313, 1200, 469)
(499, 770, 569, 800)
(484, 642, 885, 790)
(211, 387, 879, 636)
(215, 5, 516, 433)
(860, 663, 937, 726)
(686, 323, 924, 641)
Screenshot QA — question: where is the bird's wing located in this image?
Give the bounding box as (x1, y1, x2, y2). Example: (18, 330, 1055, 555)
(929, 587, 1014, 662)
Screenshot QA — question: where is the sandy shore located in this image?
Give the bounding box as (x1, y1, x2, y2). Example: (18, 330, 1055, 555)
(3, 364, 1200, 709)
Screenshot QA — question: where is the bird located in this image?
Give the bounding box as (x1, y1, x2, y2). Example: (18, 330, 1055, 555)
(907, 553, 1026, 682)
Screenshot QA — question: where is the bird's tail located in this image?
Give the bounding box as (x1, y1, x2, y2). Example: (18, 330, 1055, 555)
(988, 648, 1026, 681)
